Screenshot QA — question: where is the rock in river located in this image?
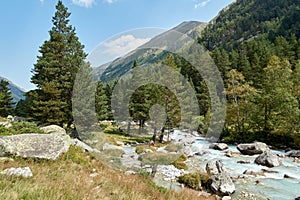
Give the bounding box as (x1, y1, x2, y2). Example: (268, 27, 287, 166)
(254, 150, 281, 167)
(237, 142, 269, 155)
(206, 160, 235, 196)
(209, 143, 228, 151)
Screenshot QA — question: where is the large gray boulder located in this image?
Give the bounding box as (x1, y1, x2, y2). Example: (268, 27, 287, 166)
(209, 143, 228, 151)
(254, 150, 281, 167)
(237, 142, 269, 155)
(210, 173, 235, 196)
(0, 133, 71, 160)
(206, 160, 235, 196)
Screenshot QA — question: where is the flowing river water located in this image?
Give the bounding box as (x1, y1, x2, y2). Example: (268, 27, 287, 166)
(121, 131, 300, 199)
(192, 137, 300, 199)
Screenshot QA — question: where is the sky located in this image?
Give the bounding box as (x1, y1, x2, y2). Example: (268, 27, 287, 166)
(0, 0, 234, 91)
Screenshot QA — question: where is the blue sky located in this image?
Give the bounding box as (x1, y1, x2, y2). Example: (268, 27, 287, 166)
(0, 0, 234, 91)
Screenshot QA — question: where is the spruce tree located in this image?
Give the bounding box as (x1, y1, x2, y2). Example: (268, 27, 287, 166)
(0, 80, 15, 117)
(31, 1, 86, 126)
(95, 80, 109, 121)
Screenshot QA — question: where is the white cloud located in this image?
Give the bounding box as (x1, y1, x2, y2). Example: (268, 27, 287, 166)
(72, 0, 95, 7)
(194, 0, 211, 9)
(39, 0, 45, 4)
(104, 0, 117, 3)
(102, 34, 151, 56)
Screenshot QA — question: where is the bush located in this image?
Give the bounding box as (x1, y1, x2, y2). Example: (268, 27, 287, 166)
(0, 122, 44, 136)
(10, 122, 44, 134)
(172, 154, 188, 170)
(0, 125, 10, 136)
(178, 172, 210, 191)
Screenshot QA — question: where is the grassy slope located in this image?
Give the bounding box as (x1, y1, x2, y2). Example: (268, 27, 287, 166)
(0, 146, 217, 200)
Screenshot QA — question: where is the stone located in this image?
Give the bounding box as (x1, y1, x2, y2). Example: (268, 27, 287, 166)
(155, 165, 185, 181)
(0, 167, 33, 178)
(288, 151, 300, 158)
(283, 174, 295, 179)
(40, 125, 66, 135)
(222, 196, 232, 200)
(206, 160, 235, 196)
(254, 150, 281, 167)
(0, 133, 71, 160)
(210, 173, 235, 196)
(125, 170, 136, 175)
(237, 160, 250, 164)
(237, 142, 269, 155)
(243, 169, 264, 177)
(209, 143, 228, 151)
(71, 139, 100, 153)
(206, 160, 224, 176)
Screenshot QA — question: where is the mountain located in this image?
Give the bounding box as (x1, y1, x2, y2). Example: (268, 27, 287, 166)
(96, 21, 206, 82)
(199, 0, 300, 51)
(0, 76, 25, 103)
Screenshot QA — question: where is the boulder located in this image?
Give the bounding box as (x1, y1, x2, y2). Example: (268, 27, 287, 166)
(0, 133, 71, 160)
(206, 160, 235, 196)
(254, 150, 281, 167)
(40, 125, 66, 135)
(288, 151, 300, 158)
(0, 167, 33, 178)
(71, 139, 100, 153)
(209, 143, 228, 151)
(237, 142, 269, 155)
(210, 173, 235, 196)
(206, 160, 224, 176)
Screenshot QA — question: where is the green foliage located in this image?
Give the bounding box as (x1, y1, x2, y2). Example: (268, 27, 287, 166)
(172, 155, 188, 170)
(178, 173, 209, 191)
(0, 80, 15, 117)
(199, 0, 300, 51)
(31, 1, 86, 127)
(0, 122, 44, 136)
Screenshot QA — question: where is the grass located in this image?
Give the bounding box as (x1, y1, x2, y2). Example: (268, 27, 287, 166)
(139, 152, 181, 166)
(0, 145, 217, 200)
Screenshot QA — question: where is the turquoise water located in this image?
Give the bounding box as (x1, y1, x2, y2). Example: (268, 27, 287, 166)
(193, 138, 300, 200)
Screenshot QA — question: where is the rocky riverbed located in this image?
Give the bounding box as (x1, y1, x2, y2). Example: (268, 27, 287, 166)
(117, 130, 300, 200)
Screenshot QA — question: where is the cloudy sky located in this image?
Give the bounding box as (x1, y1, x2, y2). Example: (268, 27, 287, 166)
(0, 0, 234, 90)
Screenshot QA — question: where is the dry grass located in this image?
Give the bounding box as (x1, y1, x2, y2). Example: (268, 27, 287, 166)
(0, 146, 218, 200)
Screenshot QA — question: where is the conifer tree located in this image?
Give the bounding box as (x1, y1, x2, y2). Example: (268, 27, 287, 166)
(0, 80, 15, 117)
(31, 1, 86, 126)
(95, 80, 109, 121)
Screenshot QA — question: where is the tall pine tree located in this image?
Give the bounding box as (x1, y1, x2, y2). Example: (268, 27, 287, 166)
(31, 1, 86, 127)
(0, 80, 15, 117)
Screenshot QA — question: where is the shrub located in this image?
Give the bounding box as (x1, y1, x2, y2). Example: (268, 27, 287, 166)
(0, 125, 10, 136)
(10, 122, 44, 134)
(172, 154, 188, 170)
(178, 173, 210, 191)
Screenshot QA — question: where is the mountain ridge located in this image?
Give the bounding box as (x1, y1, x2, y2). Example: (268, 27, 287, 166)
(95, 21, 206, 82)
